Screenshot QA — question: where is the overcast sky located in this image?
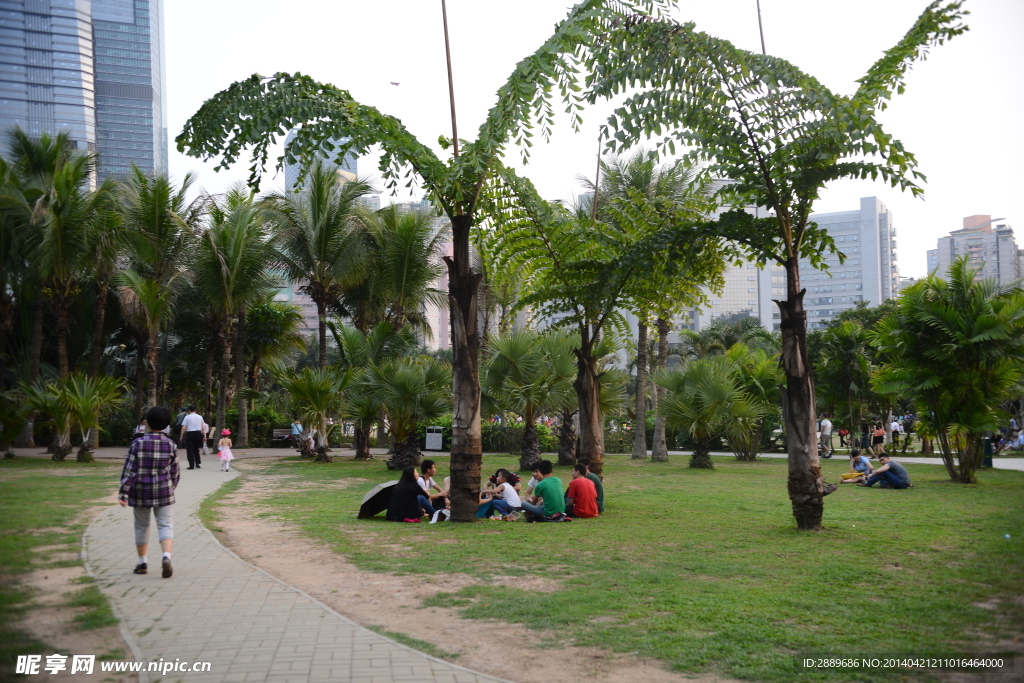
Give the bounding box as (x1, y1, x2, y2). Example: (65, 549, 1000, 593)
(165, 0, 1023, 278)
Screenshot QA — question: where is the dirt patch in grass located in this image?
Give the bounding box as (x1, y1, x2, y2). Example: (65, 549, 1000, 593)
(212, 461, 738, 683)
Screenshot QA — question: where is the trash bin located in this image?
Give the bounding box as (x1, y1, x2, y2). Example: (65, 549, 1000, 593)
(983, 437, 993, 469)
(425, 426, 444, 451)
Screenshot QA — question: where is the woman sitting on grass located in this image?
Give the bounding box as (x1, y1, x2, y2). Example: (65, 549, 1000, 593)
(840, 448, 873, 484)
(386, 466, 429, 522)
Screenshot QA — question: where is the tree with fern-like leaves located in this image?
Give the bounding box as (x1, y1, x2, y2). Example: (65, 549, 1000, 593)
(176, 0, 673, 519)
(585, 0, 967, 528)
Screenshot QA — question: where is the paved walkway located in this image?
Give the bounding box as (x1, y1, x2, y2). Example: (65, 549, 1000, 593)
(82, 465, 510, 683)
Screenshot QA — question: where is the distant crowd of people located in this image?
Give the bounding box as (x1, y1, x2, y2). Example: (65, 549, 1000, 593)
(386, 458, 604, 523)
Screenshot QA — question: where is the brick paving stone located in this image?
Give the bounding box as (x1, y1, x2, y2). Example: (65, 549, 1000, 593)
(83, 464, 513, 683)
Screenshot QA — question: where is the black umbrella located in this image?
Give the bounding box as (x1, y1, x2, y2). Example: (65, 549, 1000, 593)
(358, 480, 399, 519)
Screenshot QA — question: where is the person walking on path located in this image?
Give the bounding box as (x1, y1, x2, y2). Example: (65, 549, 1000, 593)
(119, 406, 180, 579)
(179, 405, 204, 469)
(217, 429, 234, 472)
(171, 406, 187, 448)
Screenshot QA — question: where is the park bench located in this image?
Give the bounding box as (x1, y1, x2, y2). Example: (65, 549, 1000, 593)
(271, 429, 293, 447)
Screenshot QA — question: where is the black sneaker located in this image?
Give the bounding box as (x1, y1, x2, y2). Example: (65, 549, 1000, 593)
(134, 562, 147, 574)
(186, 466, 194, 470)
(162, 557, 173, 578)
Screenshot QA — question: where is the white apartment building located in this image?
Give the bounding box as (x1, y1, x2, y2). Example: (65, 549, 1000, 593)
(687, 196, 898, 332)
(934, 215, 1021, 285)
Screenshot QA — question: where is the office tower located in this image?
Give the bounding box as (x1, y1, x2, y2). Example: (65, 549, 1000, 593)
(0, 0, 166, 180)
(688, 197, 898, 332)
(0, 0, 96, 151)
(91, 0, 166, 180)
(282, 129, 357, 192)
(927, 249, 939, 275)
(934, 215, 1020, 285)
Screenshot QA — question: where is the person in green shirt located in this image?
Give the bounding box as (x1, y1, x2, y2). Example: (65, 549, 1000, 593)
(520, 460, 564, 520)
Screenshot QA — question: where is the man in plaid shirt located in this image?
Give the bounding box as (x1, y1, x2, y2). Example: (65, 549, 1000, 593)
(119, 406, 180, 578)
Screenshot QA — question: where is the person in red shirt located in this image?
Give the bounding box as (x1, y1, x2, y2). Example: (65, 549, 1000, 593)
(565, 463, 599, 518)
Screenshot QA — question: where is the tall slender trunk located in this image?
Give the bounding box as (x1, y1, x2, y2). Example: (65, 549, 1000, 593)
(216, 326, 231, 433)
(15, 297, 43, 447)
(376, 411, 387, 448)
(445, 214, 482, 522)
(89, 278, 109, 377)
(779, 256, 825, 530)
(631, 319, 648, 459)
(234, 306, 248, 448)
(652, 316, 670, 461)
(316, 298, 327, 370)
(574, 328, 604, 477)
(133, 333, 145, 419)
(146, 328, 159, 407)
(56, 299, 70, 380)
(204, 324, 217, 419)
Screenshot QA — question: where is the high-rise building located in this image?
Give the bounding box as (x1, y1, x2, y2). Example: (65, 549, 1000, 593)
(934, 215, 1020, 285)
(0, 0, 167, 181)
(0, 0, 97, 152)
(282, 129, 357, 192)
(688, 196, 899, 332)
(91, 0, 166, 181)
(926, 249, 939, 275)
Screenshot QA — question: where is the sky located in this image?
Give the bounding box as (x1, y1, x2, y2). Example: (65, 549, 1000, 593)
(165, 0, 1023, 278)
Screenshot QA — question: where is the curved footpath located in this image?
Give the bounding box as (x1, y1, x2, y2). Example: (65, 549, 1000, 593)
(82, 465, 511, 683)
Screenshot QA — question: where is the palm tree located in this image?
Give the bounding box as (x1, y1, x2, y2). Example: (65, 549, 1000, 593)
(17, 378, 73, 460)
(678, 327, 726, 360)
(873, 257, 1024, 483)
(366, 357, 451, 471)
(266, 160, 373, 369)
(276, 366, 351, 462)
(814, 321, 872, 447)
(333, 322, 419, 460)
(86, 207, 126, 378)
(245, 297, 304, 394)
(582, 149, 713, 463)
(656, 355, 763, 469)
(61, 372, 126, 462)
(349, 205, 447, 334)
(116, 270, 183, 410)
(725, 343, 782, 460)
(195, 185, 276, 445)
(483, 330, 576, 471)
(120, 169, 204, 405)
(28, 146, 116, 379)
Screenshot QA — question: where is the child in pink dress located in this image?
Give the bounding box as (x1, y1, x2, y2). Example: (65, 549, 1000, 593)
(217, 429, 234, 472)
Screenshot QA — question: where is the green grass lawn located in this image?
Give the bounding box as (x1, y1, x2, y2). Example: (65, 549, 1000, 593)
(214, 454, 1024, 682)
(0, 458, 124, 673)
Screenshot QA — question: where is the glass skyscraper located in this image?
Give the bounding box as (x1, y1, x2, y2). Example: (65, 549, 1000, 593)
(0, 0, 166, 181)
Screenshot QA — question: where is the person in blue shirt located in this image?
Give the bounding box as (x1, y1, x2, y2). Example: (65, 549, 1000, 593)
(840, 448, 873, 484)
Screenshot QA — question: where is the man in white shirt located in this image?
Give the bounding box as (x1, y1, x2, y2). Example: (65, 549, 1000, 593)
(890, 419, 902, 449)
(488, 469, 522, 518)
(818, 415, 833, 457)
(179, 405, 205, 470)
(416, 460, 447, 514)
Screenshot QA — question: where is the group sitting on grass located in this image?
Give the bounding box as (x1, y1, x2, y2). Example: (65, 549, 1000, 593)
(385, 458, 604, 523)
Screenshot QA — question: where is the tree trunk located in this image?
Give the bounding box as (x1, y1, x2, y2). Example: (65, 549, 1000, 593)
(216, 327, 231, 433)
(519, 418, 541, 472)
(146, 328, 159, 408)
(353, 423, 372, 460)
(376, 411, 387, 448)
(445, 214, 482, 522)
(557, 409, 577, 466)
(56, 299, 69, 380)
(631, 319, 648, 459)
(921, 435, 932, 455)
(133, 333, 145, 419)
(778, 256, 825, 531)
(385, 431, 422, 471)
(573, 332, 605, 477)
(652, 316, 670, 461)
(203, 332, 215, 420)
(234, 306, 248, 448)
(15, 297, 43, 447)
(316, 298, 327, 370)
(689, 441, 713, 469)
(89, 278, 109, 377)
